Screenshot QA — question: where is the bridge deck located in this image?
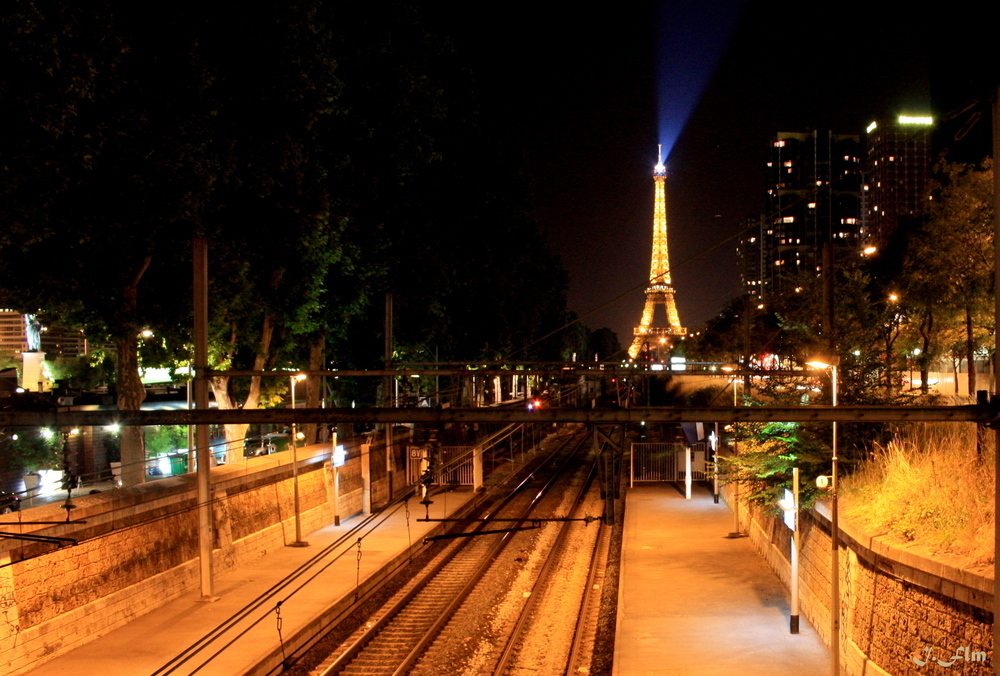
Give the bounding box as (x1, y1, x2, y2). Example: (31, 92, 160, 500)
(614, 483, 830, 676)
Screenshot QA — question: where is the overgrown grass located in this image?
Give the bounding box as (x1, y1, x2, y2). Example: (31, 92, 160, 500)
(840, 423, 994, 565)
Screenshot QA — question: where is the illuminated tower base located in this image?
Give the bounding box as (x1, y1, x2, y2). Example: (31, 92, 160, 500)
(628, 146, 686, 359)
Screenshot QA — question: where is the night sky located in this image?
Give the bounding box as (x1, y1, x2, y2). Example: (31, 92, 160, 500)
(440, 1, 995, 345)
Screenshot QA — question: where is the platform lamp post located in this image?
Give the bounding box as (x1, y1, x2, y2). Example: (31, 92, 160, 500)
(720, 363, 745, 537)
(288, 373, 309, 547)
(807, 354, 840, 676)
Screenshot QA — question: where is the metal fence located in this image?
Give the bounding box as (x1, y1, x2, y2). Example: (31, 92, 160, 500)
(630, 442, 709, 483)
(406, 445, 474, 485)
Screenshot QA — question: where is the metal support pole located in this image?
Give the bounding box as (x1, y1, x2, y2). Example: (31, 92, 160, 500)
(361, 442, 371, 515)
(289, 376, 308, 547)
(629, 440, 634, 488)
(333, 465, 341, 527)
(186, 380, 195, 474)
(684, 445, 692, 499)
(791, 466, 800, 634)
(384, 293, 394, 502)
(713, 421, 719, 503)
(193, 237, 215, 600)
(992, 83, 1000, 676)
(473, 442, 484, 492)
(730, 378, 743, 537)
(831, 366, 840, 675)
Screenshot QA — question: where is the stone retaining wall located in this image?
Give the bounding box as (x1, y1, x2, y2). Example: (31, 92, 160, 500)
(0, 444, 382, 675)
(724, 484, 994, 675)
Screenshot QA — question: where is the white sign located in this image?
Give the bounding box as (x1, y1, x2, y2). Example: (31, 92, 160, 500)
(779, 488, 796, 531)
(333, 444, 347, 468)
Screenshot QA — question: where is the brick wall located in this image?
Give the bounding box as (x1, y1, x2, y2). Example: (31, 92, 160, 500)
(0, 444, 379, 675)
(725, 484, 994, 675)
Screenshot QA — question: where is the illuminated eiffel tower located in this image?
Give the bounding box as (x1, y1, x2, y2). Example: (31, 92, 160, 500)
(628, 145, 686, 359)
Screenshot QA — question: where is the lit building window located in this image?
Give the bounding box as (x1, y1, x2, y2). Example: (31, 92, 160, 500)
(774, 140, 786, 147)
(782, 216, 795, 223)
(807, 202, 816, 209)
(783, 161, 793, 167)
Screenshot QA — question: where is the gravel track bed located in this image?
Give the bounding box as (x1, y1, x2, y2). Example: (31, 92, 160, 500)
(410, 450, 593, 676)
(502, 482, 604, 675)
(290, 428, 583, 675)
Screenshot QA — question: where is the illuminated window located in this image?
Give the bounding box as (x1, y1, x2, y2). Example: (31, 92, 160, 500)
(782, 216, 794, 223)
(889, 156, 895, 161)
(807, 202, 816, 209)
(749, 237, 756, 243)
(774, 140, 786, 147)
(766, 162, 773, 167)
(783, 161, 793, 167)
(842, 218, 857, 224)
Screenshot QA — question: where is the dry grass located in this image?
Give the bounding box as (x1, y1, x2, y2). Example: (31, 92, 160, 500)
(840, 423, 995, 565)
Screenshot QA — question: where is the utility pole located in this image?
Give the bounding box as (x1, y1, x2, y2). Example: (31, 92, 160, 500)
(193, 237, 215, 601)
(384, 293, 394, 502)
(991, 83, 1000, 676)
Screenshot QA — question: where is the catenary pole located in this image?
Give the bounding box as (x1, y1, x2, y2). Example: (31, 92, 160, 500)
(991, 84, 999, 676)
(193, 237, 215, 600)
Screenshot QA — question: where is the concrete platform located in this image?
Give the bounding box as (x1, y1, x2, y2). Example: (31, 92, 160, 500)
(24, 488, 475, 676)
(614, 483, 830, 676)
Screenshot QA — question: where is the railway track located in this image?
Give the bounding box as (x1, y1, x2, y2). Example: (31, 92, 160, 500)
(297, 428, 602, 676)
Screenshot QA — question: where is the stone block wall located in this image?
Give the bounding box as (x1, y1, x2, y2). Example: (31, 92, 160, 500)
(725, 484, 994, 675)
(0, 444, 367, 675)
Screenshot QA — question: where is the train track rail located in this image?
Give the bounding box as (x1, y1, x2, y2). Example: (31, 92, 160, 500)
(301, 429, 592, 676)
(487, 459, 604, 676)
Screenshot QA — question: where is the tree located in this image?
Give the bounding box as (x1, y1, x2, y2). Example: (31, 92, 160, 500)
(914, 160, 993, 395)
(0, 2, 215, 484)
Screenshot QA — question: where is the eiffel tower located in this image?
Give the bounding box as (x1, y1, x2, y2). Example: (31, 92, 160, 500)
(628, 146, 686, 359)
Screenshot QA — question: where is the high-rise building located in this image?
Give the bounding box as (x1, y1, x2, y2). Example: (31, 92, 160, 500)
(740, 130, 862, 300)
(862, 115, 934, 243)
(0, 310, 86, 358)
(628, 146, 686, 359)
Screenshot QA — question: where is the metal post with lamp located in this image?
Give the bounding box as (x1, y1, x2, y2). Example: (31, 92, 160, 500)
(807, 355, 840, 675)
(778, 467, 801, 634)
(288, 373, 309, 547)
(720, 363, 745, 538)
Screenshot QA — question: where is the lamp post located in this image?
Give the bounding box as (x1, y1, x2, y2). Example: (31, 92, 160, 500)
(288, 373, 309, 547)
(807, 355, 840, 676)
(720, 363, 745, 537)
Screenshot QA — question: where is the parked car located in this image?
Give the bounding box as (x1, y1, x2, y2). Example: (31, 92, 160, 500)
(243, 433, 291, 458)
(0, 490, 21, 513)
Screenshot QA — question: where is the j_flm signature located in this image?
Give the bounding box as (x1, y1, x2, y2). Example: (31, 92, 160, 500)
(913, 646, 988, 667)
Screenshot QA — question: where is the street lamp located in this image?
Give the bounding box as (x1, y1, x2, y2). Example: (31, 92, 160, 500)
(807, 354, 840, 676)
(720, 363, 745, 537)
(288, 373, 309, 547)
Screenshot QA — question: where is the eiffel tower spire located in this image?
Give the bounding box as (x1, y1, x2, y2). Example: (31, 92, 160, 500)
(628, 145, 686, 359)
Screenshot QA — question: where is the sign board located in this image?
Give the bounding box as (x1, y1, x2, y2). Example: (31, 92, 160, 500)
(333, 444, 347, 468)
(780, 488, 797, 531)
(409, 446, 426, 459)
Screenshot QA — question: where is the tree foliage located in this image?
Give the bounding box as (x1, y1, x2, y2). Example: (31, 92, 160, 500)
(0, 2, 574, 467)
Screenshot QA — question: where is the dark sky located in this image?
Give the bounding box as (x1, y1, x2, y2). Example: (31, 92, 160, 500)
(439, 1, 995, 345)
